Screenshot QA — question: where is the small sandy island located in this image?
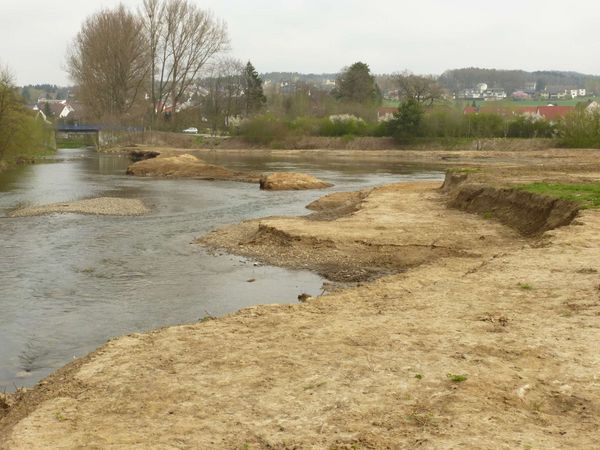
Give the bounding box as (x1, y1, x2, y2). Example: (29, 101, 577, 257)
(1, 149, 600, 449)
(126, 154, 261, 183)
(8, 197, 149, 217)
(259, 172, 333, 191)
(126, 153, 333, 190)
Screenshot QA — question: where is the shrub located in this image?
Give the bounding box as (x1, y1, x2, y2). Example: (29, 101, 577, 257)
(236, 114, 291, 145)
(318, 114, 368, 137)
(558, 110, 600, 148)
(507, 116, 555, 138)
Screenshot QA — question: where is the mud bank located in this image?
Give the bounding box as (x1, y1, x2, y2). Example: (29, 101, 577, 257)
(443, 172, 581, 235)
(2, 169, 600, 448)
(199, 181, 510, 283)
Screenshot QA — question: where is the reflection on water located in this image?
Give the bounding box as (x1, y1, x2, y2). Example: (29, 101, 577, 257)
(0, 148, 443, 390)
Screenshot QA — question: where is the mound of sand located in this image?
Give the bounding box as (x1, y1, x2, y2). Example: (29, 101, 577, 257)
(126, 154, 260, 183)
(259, 172, 333, 191)
(8, 197, 149, 217)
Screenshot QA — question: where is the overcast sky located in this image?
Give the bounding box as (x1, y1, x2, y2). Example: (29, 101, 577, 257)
(2, 0, 600, 86)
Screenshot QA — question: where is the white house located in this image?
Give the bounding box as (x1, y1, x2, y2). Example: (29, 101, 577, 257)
(586, 101, 600, 113)
(483, 88, 507, 101)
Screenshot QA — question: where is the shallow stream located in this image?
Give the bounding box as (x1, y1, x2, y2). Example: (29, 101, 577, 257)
(0, 148, 442, 390)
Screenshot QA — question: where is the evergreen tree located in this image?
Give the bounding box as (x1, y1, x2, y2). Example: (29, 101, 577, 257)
(43, 102, 53, 120)
(388, 100, 423, 143)
(332, 62, 381, 105)
(243, 61, 266, 116)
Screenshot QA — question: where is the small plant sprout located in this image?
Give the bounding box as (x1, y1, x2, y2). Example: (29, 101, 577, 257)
(447, 373, 468, 383)
(518, 282, 533, 290)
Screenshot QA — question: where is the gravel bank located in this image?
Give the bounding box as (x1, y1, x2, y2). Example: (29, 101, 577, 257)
(9, 197, 150, 217)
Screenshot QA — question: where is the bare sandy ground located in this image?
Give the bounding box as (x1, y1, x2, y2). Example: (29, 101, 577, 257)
(8, 197, 149, 217)
(125, 154, 261, 183)
(2, 160, 600, 448)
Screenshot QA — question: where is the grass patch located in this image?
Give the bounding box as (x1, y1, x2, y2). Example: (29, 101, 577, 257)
(447, 373, 468, 383)
(518, 282, 534, 290)
(518, 182, 600, 209)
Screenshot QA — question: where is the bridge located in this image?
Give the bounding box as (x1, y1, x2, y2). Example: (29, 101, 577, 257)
(55, 124, 145, 148)
(55, 124, 101, 133)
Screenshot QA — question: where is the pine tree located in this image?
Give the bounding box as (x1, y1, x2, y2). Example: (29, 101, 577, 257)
(332, 62, 381, 105)
(243, 61, 266, 116)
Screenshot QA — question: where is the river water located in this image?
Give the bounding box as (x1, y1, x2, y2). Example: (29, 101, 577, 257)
(0, 148, 442, 390)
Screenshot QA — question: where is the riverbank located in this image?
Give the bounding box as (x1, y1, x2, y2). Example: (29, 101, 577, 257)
(2, 153, 599, 448)
(99, 131, 557, 152)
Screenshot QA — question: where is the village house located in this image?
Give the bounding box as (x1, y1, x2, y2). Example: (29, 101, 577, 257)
(377, 107, 398, 122)
(543, 86, 586, 100)
(463, 104, 575, 122)
(33, 99, 74, 120)
(457, 83, 506, 101)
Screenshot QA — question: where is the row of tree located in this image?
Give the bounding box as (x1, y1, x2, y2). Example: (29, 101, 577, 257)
(67, 0, 228, 124)
(67, 0, 455, 132)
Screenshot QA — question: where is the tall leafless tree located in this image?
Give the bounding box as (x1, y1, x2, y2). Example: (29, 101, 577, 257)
(394, 71, 445, 106)
(202, 57, 244, 132)
(141, 0, 229, 122)
(67, 5, 149, 122)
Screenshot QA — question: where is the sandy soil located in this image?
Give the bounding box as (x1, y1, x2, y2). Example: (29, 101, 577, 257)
(260, 172, 333, 191)
(8, 197, 149, 217)
(126, 154, 261, 183)
(2, 155, 600, 448)
(126, 153, 335, 190)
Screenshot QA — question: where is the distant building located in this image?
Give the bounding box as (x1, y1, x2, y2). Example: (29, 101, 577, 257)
(463, 104, 575, 122)
(33, 99, 74, 119)
(512, 90, 531, 100)
(483, 88, 507, 101)
(544, 86, 586, 99)
(586, 101, 600, 113)
(524, 81, 537, 94)
(377, 107, 398, 122)
(458, 83, 506, 101)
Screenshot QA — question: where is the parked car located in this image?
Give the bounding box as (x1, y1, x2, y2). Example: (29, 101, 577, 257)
(182, 127, 198, 134)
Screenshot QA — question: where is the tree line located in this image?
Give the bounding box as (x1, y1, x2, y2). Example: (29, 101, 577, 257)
(0, 67, 53, 165)
(65, 1, 600, 149)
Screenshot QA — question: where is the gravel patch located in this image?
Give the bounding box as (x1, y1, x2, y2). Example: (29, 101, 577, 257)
(9, 197, 150, 217)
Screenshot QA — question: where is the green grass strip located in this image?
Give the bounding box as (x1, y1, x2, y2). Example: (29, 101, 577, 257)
(518, 182, 600, 209)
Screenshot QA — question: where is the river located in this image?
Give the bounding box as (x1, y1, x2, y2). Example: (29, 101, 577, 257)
(0, 148, 443, 390)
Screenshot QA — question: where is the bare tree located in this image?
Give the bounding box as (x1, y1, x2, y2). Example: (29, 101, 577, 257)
(394, 71, 445, 106)
(202, 57, 244, 133)
(141, 0, 229, 122)
(67, 5, 149, 121)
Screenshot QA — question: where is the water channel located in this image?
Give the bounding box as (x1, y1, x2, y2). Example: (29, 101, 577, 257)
(0, 148, 443, 390)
